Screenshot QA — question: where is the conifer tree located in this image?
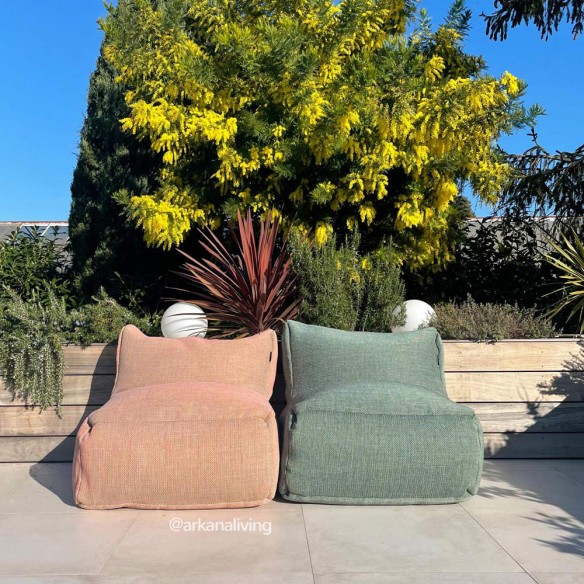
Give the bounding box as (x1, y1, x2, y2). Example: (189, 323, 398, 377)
(69, 52, 172, 309)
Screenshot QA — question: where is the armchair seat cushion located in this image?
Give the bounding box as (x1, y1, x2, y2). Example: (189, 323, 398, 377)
(88, 382, 273, 424)
(74, 382, 279, 510)
(291, 383, 475, 417)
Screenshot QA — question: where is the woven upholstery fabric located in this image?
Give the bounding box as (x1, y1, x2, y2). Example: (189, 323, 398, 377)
(74, 382, 279, 510)
(73, 327, 279, 510)
(113, 325, 277, 398)
(279, 321, 483, 504)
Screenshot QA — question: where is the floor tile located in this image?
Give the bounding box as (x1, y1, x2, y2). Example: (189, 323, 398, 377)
(544, 461, 584, 472)
(0, 512, 137, 575)
(0, 463, 294, 514)
(466, 507, 584, 573)
(315, 574, 536, 584)
(0, 463, 82, 513)
(543, 462, 584, 487)
(483, 460, 553, 472)
(531, 574, 584, 584)
(95, 574, 313, 584)
(0, 460, 583, 580)
(560, 472, 584, 487)
(463, 468, 584, 516)
(100, 508, 311, 575)
(0, 577, 94, 584)
(0, 464, 34, 498)
(302, 504, 522, 574)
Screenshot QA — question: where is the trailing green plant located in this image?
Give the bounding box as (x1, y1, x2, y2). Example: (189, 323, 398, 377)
(0, 288, 161, 413)
(428, 298, 558, 341)
(544, 229, 584, 333)
(0, 289, 68, 413)
(176, 210, 299, 338)
(289, 231, 406, 332)
(0, 227, 70, 303)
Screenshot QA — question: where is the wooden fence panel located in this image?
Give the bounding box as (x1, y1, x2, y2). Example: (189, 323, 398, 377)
(1, 340, 583, 460)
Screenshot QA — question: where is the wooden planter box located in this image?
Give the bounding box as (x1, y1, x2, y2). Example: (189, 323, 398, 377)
(1, 339, 583, 462)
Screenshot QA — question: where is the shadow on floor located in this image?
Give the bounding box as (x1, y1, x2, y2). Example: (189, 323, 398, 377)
(480, 340, 584, 558)
(29, 343, 116, 507)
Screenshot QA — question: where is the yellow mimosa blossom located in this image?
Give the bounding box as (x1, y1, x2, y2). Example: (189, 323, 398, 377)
(501, 71, 520, 96)
(100, 0, 531, 267)
(315, 221, 333, 245)
(435, 180, 458, 211)
(424, 56, 445, 82)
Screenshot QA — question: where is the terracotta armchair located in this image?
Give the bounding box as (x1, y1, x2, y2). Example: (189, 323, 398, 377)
(73, 325, 279, 510)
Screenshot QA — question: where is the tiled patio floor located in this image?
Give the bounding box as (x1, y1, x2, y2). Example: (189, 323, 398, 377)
(0, 460, 583, 583)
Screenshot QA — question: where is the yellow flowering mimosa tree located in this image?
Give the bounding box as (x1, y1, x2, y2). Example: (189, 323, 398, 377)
(101, 0, 537, 267)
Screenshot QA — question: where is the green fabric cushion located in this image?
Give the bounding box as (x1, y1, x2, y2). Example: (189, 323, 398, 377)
(279, 321, 483, 504)
(282, 321, 447, 403)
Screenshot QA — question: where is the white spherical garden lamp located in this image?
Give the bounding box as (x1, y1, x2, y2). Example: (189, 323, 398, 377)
(391, 300, 435, 333)
(161, 302, 208, 339)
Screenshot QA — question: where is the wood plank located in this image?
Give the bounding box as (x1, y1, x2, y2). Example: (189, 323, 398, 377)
(0, 344, 114, 376)
(465, 403, 584, 433)
(3, 340, 583, 376)
(0, 406, 97, 437)
(445, 371, 584, 402)
(0, 345, 115, 376)
(0, 436, 75, 462)
(443, 340, 583, 372)
(484, 433, 584, 458)
(0, 376, 115, 406)
(62, 344, 116, 374)
(1, 371, 582, 406)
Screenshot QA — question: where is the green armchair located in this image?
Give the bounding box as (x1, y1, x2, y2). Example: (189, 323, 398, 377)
(279, 321, 483, 504)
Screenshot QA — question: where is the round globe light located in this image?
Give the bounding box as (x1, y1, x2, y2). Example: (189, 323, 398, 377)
(161, 302, 208, 339)
(391, 300, 436, 333)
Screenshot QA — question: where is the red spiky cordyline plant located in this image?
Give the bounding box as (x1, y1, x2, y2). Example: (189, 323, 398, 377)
(175, 210, 299, 338)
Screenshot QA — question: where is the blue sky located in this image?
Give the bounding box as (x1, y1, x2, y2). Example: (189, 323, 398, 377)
(0, 1, 582, 220)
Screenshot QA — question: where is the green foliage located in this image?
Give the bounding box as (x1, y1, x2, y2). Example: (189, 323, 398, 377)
(69, 289, 161, 346)
(498, 131, 584, 223)
(484, 2, 583, 229)
(0, 290, 67, 413)
(69, 52, 177, 310)
(0, 228, 70, 303)
(484, 0, 584, 40)
(289, 232, 406, 332)
(0, 289, 161, 413)
(289, 232, 361, 331)
(428, 297, 558, 341)
(405, 216, 558, 310)
(544, 229, 584, 333)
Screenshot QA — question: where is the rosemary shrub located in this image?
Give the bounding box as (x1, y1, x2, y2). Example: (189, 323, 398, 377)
(428, 298, 558, 341)
(289, 232, 406, 332)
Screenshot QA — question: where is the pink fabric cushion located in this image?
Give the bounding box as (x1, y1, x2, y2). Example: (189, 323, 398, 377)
(113, 325, 278, 398)
(73, 382, 279, 510)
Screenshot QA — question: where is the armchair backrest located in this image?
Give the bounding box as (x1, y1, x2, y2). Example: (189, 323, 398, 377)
(113, 325, 278, 398)
(282, 321, 446, 403)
